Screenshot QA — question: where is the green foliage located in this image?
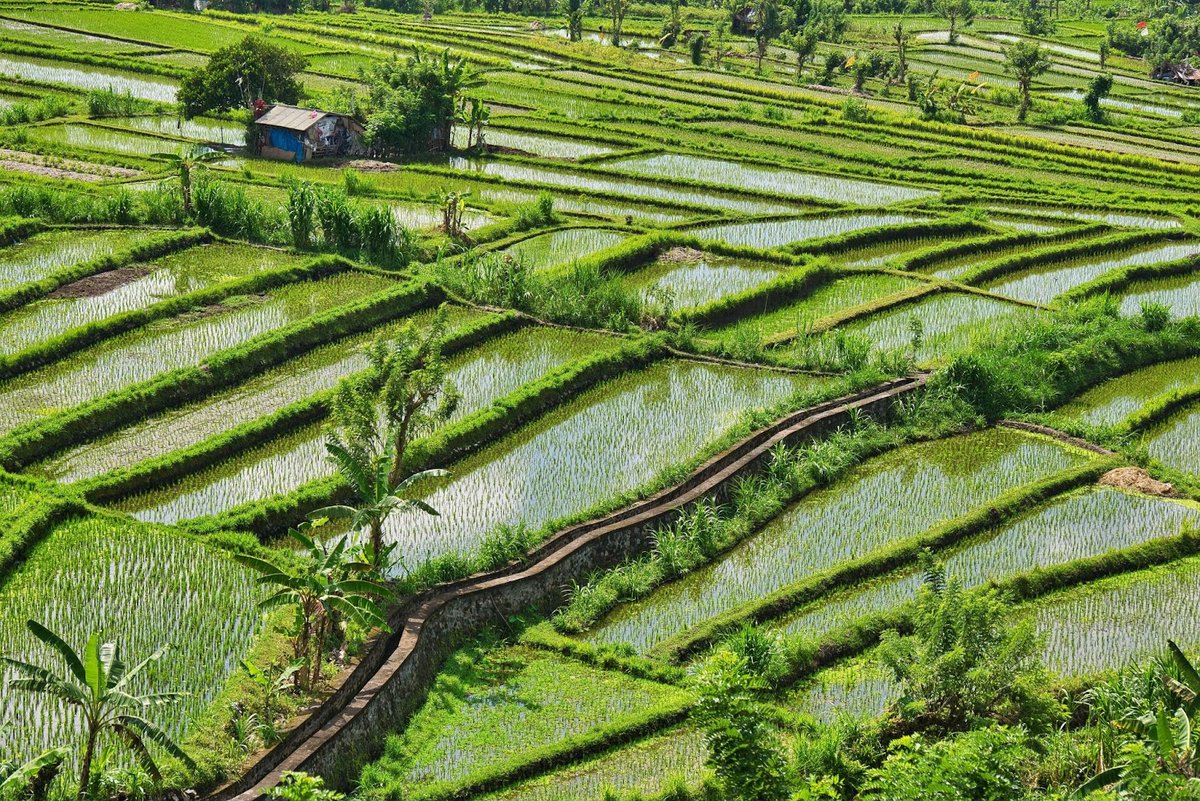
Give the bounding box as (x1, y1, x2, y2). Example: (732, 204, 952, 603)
(1004, 41, 1052, 123)
(860, 727, 1035, 801)
(178, 35, 307, 118)
(361, 49, 482, 156)
(1083, 73, 1113, 123)
(692, 649, 790, 801)
(1, 621, 195, 796)
(877, 562, 1062, 736)
(85, 89, 148, 118)
(268, 772, 345, 801)
(0, 96, 71, 126)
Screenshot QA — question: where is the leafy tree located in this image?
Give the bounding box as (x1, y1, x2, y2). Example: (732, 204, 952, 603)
(235, 523, 390, 690)
(1, 621, 194, 798)
(177, 35, 306, 118)
(1014, 0, 1054, 35)
(661, 0, 683, 47)
(152, 145, 224, 216)
(606, 0, 630, 46)
(362, 49, 482, 157)
(878, 560, 1061, 736)
(693, 649, 790, 801)
(1004, 40, 1052, 122)
(894, 20, 910, 83)
(1082, 72, 1113, 121)
(753, 0, 783, 73)
(935, 0, 974, 45)
(1146, 16, 1200, 76)
(564, 0, 585, 41)
(789, 27, 820, 82)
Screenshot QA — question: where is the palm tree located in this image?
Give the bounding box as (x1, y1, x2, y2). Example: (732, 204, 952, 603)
(1004, 40, 1051, 122)
(234, 524, 390, 690)
(152, 145, 224, 216)
(314, 437, 447, 572)
(1, 621, 194, 798)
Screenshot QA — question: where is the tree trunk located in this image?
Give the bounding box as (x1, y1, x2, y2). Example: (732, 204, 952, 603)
(78, 725, 99, 800)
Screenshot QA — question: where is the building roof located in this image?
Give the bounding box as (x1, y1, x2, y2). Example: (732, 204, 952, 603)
(254, 105, 333, 132)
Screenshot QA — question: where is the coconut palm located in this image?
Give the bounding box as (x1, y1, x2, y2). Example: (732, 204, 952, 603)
(1, 621, 193, 799)
(234, 524, 391, 690)
(152, 145, 224, 216)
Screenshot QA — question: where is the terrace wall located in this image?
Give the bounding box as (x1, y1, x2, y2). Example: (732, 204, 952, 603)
(211, 374, 927, 799)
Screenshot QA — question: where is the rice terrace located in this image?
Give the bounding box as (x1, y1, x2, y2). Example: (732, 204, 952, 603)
(4, 0, 1200, 798)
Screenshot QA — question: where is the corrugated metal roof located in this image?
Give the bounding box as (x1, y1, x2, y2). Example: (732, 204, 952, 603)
(254, 105, 330, 131)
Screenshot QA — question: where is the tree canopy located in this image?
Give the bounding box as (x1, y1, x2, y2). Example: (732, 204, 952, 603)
(361, 49, 482, 157)
(178, 35, 307, 118)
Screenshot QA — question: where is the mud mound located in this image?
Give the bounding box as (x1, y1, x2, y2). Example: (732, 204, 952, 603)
(1099, 467, 1176, 497)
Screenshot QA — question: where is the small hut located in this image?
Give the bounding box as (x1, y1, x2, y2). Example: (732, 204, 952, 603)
(732, 6, 757, 35)
(253, 104, 364, 163)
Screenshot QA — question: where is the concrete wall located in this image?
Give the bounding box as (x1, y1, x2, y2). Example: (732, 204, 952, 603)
(211, 374, 926, 800)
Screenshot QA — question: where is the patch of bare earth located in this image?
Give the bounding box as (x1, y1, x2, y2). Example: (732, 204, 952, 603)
(1099, 467, 1176, 497)
(49, 267, 151, 299)
(659, 246, 706, 264)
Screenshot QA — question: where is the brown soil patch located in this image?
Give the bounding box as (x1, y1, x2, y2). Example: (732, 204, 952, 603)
(658, 246, 706, 264)
(49, 266, 150, 298)
(485, 143, 536, 157)
(338, 159, 397, 173)
(178, 294, 268, 322)
(1099, 467, 1176, 497)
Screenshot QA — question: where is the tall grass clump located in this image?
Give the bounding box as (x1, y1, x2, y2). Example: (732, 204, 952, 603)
(944, 296, 1200, 420)
(0, 95, 71, 126)
(193, 173, 286, 244)
(436, 250, 644, 330)
(85, 89, 152, 118)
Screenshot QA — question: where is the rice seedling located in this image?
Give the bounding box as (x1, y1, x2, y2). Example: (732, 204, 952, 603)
(0, 229, 156, 292)
(0, 514, 261, 763)
(1057, 356, 1200, 426)
(110, 116, 248, 146)
(32, 309, 492, 484)
(832, 292, 1038, 363)
(772, 488, 1199, 642)
(0, 55, 178, 102)
(1142, 406, 1200, 477)
(478, 727, 709, 801)
(607, 154, 936, 206)
(621, 256, 786, 309)
(500, 228, 627, 271)
(1119, 271, 1200, 318)
(114, 326, 620, 524)
(9, 8, 257, 52)
(587, 429, 1085, 653)
(1026, 554, 1200, 676)
(358, 645, 690, 792)
(480, 188, 693, 223)
(790, 653, 899, 724)
(985, 206, 1182, 230)
(0, 19, 156, 54)
(391, 201, 493, 232)
(27, 123, 194, 158)
(453, 127, 616, 159)
(690, 213, 929, 250)
(713, 274, 919, 340)
(451, 160, 791, 215)
(0, 272, 395, 435)
(0, 244, 314, 357)
(986, 242, 1200, 306)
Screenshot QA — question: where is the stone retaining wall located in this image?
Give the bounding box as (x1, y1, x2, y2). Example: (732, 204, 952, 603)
(212, 374, 927, 799)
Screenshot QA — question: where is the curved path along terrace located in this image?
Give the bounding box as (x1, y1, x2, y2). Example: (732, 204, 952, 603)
(211, 374, 928, 799)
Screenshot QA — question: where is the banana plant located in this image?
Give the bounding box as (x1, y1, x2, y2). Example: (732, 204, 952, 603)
(1, 621, 193, 799)
(1075, 640, 1200, 797)
(0, 744, 69, 801)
